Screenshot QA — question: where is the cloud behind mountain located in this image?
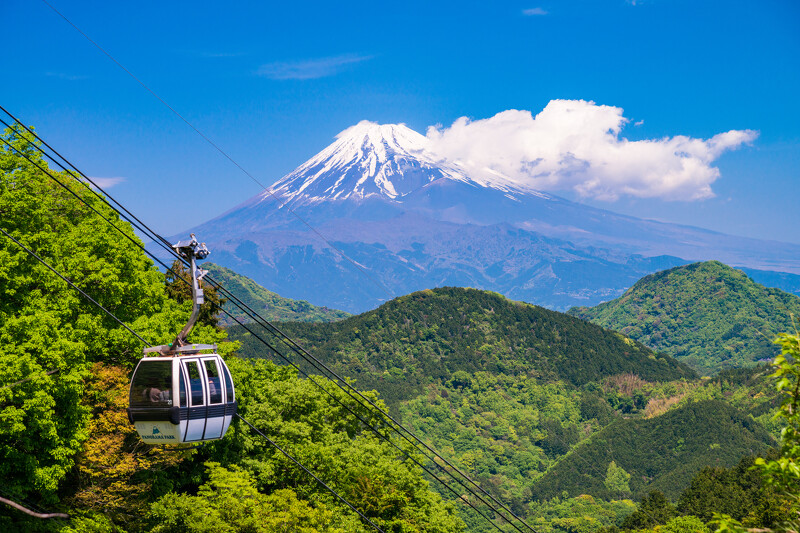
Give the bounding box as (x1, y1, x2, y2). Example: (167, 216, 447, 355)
(426, 100, 758, 201)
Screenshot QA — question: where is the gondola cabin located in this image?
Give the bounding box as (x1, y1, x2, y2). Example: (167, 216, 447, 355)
(127, 353, 236, 444)
(127, 235, 237, 444)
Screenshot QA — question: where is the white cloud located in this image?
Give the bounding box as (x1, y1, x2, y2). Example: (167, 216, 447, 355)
(86, 176, 125, 189)
(426, 100, 758, 201)
(256, 54, 373, 80)
(522, 7, 548, 15)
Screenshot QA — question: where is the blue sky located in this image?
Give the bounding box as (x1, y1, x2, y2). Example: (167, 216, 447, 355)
(3, 0, 800, 244)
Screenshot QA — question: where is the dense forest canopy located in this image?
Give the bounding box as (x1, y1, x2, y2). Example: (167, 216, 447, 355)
(1, 123, 798, 532)
(229, 287, 696, 406)
(0, 126, 463, 532)
(569, 261, 800, 375)
(0, 126, 225, 504)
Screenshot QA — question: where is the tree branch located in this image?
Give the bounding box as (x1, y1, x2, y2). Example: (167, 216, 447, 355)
(0, 369, 59, 390)
(0, 495, 69, 519)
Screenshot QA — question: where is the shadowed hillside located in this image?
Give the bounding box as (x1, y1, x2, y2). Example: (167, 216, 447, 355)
(531, 399, 774, 501)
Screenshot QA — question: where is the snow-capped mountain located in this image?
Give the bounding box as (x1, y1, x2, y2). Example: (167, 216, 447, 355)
(177, 121, 800, 313)
(267, 121, 543, 207)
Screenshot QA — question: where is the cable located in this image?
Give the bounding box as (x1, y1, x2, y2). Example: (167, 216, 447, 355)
(38, 0, 400, 307)
(207, 276, 536, 530)
(1, 369, 60, 391)
(0, 221, 384, 531)
(0, 105, 174, 251)
(236, 414, 386, 533)
(206, 279, 535, 532)
(209, 302, 512, 533)
(0, 227, 152, 347)
(0, 126, 161, 280)
(0, 121, 503, 529)
(0, 116, 534, 532)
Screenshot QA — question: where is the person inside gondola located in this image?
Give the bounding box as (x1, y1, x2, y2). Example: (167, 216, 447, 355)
(143, 379, 171, 404)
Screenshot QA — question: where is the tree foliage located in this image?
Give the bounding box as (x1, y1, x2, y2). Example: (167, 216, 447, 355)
(620, 491, 675, 530)
(714, 333, 800, 532)
(604, 462, 631, 497)
(208, 357, 465, 533)
(569, 261, 800, 375)
(532, 400, 774, 501)
(230, 287, 695, 406)
(148, 462, 355, 533)
(64, 363, 193, 523)
(0, 125, 186, 505)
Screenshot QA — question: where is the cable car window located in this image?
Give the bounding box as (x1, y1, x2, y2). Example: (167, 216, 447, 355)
(179, 367, 187, 408)
(204, 360, 223, 404)
(222, 363, 234, 403)
(130, 361, 172, 408)
(185, 361, 204, 406)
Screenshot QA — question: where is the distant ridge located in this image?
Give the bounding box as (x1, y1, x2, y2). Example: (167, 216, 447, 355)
(204, 263, 349, 325)
(174, 121, 800, 313)
(568, 261, 800, 374)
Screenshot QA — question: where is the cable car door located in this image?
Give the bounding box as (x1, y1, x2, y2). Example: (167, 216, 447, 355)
(182, 358, 208, 442)
(201, 357, 226, 440)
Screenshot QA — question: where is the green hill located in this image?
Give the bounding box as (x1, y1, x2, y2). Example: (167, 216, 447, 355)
(229, 287, 696, 404)
(0, 130, 460, 532)
(204, 262, 349, 325)
(568, 261, 800, 375)
(531, 399, 775, 502)
(227, 287, 784, 530)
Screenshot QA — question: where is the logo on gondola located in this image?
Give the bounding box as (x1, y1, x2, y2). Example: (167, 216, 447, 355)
(143, 425, 175, 440)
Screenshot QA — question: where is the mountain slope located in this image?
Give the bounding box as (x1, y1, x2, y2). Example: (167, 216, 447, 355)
(568, 261, 800, 374)
(269, 121, 538, 207)
(229, 287, 696, 404)
(176, 121, 800, 313)
(203, 262, 349, 325)
(531, 399, 775, 501)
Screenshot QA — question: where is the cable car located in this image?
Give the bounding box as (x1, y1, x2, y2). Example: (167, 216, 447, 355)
(127, 235, 237, 444)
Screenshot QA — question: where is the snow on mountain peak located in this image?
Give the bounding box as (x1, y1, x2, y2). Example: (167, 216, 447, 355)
(268, 121, 548, 206)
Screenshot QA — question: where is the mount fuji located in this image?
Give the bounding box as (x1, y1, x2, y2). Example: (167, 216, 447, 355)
(178, 121, 800, 313)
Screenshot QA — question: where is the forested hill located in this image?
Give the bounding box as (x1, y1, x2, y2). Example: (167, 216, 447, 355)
(203, 262, 349, 325)
(229, 287, 696, 403)
(0, 127, 463, 532)
(531, 399, 774, 501)
(568, 261, 800, 375)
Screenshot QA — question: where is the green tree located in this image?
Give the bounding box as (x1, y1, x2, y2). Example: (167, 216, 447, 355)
(714, 332, 800, 532)
(604, 461, 631, 496)
(620, 491, 675, 530)
(0, 125, 171, 506)
(0, 124, 231, 521)
(663, 515, 711, 533)
(214, 358, 465, 533)
(148, 462, 355, 533)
